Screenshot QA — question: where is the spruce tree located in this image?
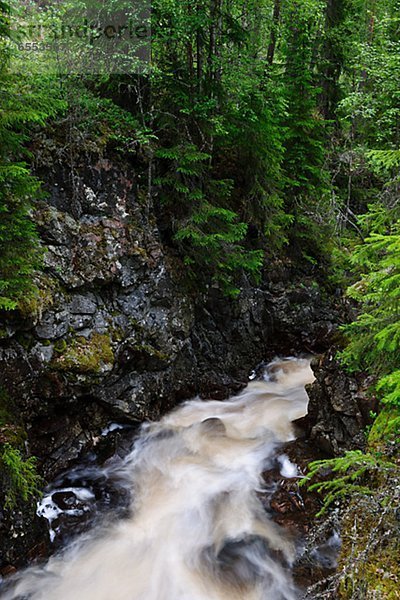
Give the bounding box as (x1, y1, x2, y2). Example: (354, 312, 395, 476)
(341, 214, 400, 408)
(281, 0, 331, 263)
(0, 2, 60, 309)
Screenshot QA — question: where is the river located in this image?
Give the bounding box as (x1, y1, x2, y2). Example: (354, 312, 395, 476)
(3, 357, 316, 600)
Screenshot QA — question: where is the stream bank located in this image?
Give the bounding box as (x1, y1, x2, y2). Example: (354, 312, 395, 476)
(0, 137, 371, 596)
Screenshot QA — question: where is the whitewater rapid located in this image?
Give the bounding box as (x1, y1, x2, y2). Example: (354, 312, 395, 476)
(3, 357, 315, 600)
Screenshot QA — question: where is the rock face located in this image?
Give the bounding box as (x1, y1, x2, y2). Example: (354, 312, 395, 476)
(299, 351, 377, 456)
(0, 148, 342, 571)
(0, 153, 342, 476)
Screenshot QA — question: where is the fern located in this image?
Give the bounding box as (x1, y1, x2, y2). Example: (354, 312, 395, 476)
(1, 443, 42, 510)
(300, 451, 396, 516)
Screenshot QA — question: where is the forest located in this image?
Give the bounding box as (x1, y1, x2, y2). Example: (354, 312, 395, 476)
(0, 0, 399, 598)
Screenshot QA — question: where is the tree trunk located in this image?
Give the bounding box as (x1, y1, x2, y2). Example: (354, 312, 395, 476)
(319, 0, 346, 122)
(267, 0, 281, 66)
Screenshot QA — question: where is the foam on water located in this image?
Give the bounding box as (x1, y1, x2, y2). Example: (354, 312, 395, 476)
(37, 488, 95, 542)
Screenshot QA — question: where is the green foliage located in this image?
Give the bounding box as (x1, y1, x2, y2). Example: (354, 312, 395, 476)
(281, 0, 332, 262)
(69, 84, 155, 155)
(301, 450, 395, 516)
(150, 0, 337, 292)
(338, 0, 400, 149)
(3, 0, 343, 299)
(368, 406, 400, 453)
(340, 220, 400, 407)
(51, 332, 114, 374)
(0, 91, 42, 312)
(0, 2, 64, 309)
(334, 1, 400, 228)
(0, 443, 42, 510)
(156, 141, 263, 295)
(366, 150, 400, 175)
(219, 78, 291, 249)
(0, 385, 42, 510)
(376, 372, 400, 409)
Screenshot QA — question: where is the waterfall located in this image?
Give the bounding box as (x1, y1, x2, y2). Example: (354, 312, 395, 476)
(3, 357, 315, 600)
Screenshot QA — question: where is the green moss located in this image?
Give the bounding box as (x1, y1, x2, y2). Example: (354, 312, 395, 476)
(54, 338, 68, 353)
(328, 414, 400, 599)
(337, 491, 400, 599)
(302, 418, 400, 597)
(368, 407, 400, 454)
(132, 343, 169, 361)
(51, 332, 114, 374)
(0, 422, 27, 447)
(14, 332, 34, 351)
(80, 223, 104, 237)
(35, 206, 55, 226)
(109, 326, 125, 343)
(129, 317, 143, 330)
(17, 274, 57, 319)
(360, 557, 400, 599)
(131, 245, 148, 259)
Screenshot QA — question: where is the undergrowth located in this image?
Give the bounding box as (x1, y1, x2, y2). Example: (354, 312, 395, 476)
(301, 450, 397, 516)
(0, 443, 42, 510)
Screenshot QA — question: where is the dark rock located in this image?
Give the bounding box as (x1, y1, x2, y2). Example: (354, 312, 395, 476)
(0, 500, 49, 571)
(35, 311, 70, 340)
(70, 294, 98, 315)
(297, 350, 377, 456)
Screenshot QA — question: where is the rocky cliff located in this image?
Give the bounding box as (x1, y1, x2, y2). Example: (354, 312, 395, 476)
(0, 142, 341, 571)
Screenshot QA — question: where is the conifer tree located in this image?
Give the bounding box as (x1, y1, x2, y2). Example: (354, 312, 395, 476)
(0, 1, 61, 309)
(151, 0, 285, 294)
(281, 0, 331, 262)
(341, 209, 400, 408)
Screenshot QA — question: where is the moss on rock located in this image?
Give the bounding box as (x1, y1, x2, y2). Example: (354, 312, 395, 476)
(17, 274, 58, 320)
(328, 406, 400, 600)
(337, 487, 400, 599)
(51, 332, 114, 374)
(131, 343, 169, 362)
(368, 407, 400, 455)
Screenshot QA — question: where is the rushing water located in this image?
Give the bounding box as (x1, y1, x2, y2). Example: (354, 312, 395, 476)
(3, 357, 315, 600)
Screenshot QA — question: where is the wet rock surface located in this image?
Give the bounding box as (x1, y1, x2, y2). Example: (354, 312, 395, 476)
(0, 500, 49, 576)
(298, 351, 377, 456)
(261, 440, 341, 594)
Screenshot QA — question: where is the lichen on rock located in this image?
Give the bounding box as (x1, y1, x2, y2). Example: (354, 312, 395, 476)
(335, 481, 400, 600)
